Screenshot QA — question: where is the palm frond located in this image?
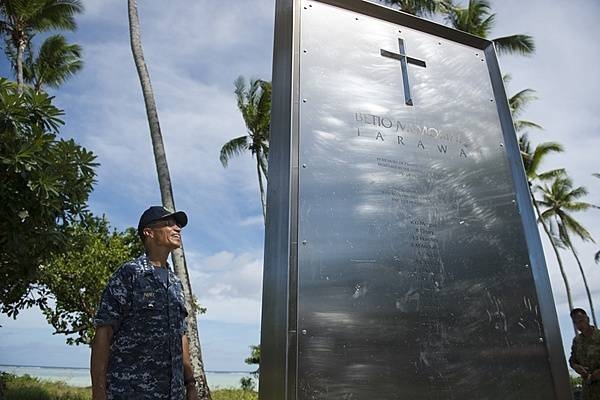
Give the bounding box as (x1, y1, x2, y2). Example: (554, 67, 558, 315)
(382, 0, 449, 17)
(529, 142, 563, 178)
(568, 185, 589, 200)
(509, 88, 537, 117)
(219, 135, 248, 167)
(493, 34, 535, 56)
(536, 168, 565, 182)
(30, 0, 83, 32)
(513, 120, 543, 133)
(446, 0, 493, 36)
(537, 173, 596, 248)
(33, 34, 82, 90)
(561, 213, 594, 243)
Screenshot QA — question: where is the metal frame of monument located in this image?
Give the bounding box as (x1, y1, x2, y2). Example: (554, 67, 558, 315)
(260, 0, 572, 399)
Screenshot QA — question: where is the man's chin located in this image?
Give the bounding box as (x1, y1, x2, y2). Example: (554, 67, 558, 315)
(167, 242, 182, 250)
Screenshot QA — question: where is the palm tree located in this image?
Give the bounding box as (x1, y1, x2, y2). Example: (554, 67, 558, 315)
(504, 74, 543, 135)
(537, 176, 597, 325)
(381, 0, 451, 17)
(220, 77, 271, 221)
(0, 0, 83, 92)
(519, 137, 576, 319)
(444, 0, 534, 56)
(127, 1, 210, 398)
(25, 34, 82, 92)
(383, 0, 535, 60)
(5, 34, 82, 92)
(519, 135, 564, 183)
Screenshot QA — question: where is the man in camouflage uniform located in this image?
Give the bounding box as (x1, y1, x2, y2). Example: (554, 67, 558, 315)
(91, 206, 199, 400)
(570, 308, 600, 400)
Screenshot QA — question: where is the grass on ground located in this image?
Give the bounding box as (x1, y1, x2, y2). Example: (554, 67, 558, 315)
(0, 373, 258, 400)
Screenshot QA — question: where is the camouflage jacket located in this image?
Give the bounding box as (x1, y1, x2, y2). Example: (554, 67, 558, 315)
(570, 328, 600, 400)
(95, 255, 188, 400)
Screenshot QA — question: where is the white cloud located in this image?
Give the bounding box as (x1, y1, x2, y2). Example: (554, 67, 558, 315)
(185, 250, 264, 325)
(239, 215, 265, 226)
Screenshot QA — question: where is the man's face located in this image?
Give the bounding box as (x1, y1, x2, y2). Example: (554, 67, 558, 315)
(144, 218, 182, 250)
(572, 312, 590, 333)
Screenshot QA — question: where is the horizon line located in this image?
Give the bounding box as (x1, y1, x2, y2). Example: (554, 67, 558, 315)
(0, 363, 254, 374)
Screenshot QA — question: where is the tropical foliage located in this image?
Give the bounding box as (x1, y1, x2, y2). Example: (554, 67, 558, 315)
(221, 77, 271, 221)
(504, 74, 542, 134)
(244, 344, 261, 373)
(0, 78, 97, 315)
(0, 0, 83, 91)
(517, 136, 580, 318)
(382, 0, 449, 17)
(444, 0, 534, 56)
(536, 175, 597, 325)
(17, 34, 83, 92)
(38, 216, 143, 345)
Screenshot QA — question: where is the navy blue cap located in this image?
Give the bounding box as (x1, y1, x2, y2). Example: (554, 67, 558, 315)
(137, 206, 188, 236)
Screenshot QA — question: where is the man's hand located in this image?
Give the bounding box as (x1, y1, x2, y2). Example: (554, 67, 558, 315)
(572, 363, 590, 378)
(589, 369, 600, 382)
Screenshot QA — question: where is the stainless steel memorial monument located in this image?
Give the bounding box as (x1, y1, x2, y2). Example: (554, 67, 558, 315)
(260, 1, 572, 399)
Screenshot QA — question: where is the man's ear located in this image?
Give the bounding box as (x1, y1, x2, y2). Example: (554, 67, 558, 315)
(143, 227, 153, 239)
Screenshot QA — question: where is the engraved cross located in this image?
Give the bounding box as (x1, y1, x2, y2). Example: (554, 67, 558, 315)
(380, 38, 426, 106)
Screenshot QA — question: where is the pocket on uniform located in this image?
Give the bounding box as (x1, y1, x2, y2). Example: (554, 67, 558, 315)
(133, 290, 165, 313)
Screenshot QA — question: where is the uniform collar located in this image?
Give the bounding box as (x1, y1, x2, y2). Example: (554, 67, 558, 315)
(139, 254, 171, 270)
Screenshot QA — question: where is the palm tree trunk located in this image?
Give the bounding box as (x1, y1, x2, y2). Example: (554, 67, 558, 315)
(16, 37, 26, 92)
(570, 246, 597, 326)
(256, 155, 266, 221)
(127, 1, 211, 398)
(172, 246, 211, 399)
(531, 193, 575, 333)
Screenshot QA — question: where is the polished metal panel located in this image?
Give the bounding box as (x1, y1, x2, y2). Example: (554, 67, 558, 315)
(484, 46, 572, 398)
(263, 0, 571, 399)
(259, 0, 300, 399)
(292, 1, 569, 399)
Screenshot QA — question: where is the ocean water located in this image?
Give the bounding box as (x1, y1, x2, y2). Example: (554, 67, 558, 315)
(0, 365, 254, 389)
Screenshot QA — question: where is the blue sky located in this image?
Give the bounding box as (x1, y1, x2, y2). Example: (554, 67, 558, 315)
(1, 0, 599, 375)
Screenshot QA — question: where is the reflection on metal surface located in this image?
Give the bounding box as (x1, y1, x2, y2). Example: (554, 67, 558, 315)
(289, 0, 565, 399)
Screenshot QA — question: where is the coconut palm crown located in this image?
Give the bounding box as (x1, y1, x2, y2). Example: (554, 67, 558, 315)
(220, 77, 271, 221)
(0, 0, 83, 91)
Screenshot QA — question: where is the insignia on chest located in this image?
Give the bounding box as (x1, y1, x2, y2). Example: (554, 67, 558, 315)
(143, 292, 155, 299)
